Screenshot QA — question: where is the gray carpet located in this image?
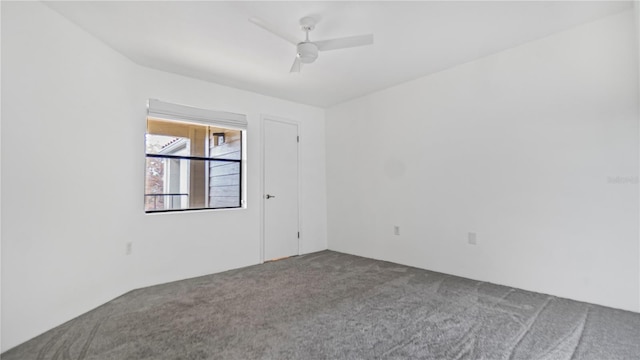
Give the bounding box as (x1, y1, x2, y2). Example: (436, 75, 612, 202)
(3, 251, 640, 359)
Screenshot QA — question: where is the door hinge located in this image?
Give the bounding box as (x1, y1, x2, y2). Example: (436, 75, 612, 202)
(297, 135, 299, 143)
(297, 231, 300, 239)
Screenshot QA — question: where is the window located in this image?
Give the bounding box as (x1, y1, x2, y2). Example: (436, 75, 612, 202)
(145, 99, 246, 213)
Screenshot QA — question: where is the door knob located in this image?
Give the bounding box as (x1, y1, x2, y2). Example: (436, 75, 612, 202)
(265, 194, 276, 199)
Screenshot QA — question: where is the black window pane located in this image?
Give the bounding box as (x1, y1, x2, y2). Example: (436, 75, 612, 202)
(209, 128, 241, 160)
(209, 160, 241, 208)
(145, 157, 240, 212)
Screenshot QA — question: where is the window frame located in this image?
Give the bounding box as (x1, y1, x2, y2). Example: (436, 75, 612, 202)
(144, 99, 247, 214)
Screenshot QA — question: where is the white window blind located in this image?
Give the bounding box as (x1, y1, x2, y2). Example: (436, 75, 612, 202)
(147, 99, 247, 130)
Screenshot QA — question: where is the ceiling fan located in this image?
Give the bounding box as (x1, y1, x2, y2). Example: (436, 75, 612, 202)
(249, 16, 373, 73)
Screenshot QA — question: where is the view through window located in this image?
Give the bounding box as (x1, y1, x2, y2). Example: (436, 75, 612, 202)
(145, 117, 243, 212)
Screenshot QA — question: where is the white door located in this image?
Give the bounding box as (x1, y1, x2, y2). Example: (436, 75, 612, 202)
(263, 118, 299, 261)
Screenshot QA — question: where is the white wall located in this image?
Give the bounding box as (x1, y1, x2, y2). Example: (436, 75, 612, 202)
(1, 1, 326, 352)
(0, 1, 4, 352)
(326, 10, 639, 312)
(635, 0, 640, 312)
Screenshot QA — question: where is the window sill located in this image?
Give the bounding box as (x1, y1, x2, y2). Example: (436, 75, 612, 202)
(144, 206, 246, 215)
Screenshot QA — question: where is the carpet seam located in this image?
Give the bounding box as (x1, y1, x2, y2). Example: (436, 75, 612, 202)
(506, 295, 553, 360)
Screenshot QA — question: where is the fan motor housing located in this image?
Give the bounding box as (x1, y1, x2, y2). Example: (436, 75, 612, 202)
(297, 42, 318, 63)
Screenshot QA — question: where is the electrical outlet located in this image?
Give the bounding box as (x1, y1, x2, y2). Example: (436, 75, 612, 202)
(468, 232, 477, 245)
(126, 242, 133, 255)
(394, 226, 400, 236)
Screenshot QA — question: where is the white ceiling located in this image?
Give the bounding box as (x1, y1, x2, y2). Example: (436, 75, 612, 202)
(46, 1, 632, 108)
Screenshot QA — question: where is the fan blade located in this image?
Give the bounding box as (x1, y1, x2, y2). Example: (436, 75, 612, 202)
(290, 57, 302, 73)
(249, 17, 299, 46)
(316, 34, 373, 51)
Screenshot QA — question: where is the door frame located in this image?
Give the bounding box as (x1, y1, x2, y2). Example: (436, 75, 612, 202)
(260, 114, 302, 263)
